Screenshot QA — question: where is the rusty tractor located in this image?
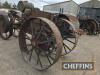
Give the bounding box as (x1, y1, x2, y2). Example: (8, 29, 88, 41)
(78, 7, 100, 35)
(79, 17, 100, 35)
(0, 1, 80, 70)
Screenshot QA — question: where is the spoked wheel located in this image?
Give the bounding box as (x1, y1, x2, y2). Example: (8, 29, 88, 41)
(19, 17, 63, 70)
(56, 18, 78, 56)
(87, 19, 99, 35)
(0, 15, 12, 40)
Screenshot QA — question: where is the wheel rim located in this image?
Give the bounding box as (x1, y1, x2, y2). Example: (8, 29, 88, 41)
(19, 17, 63, 70)
(0, 16, 11, 40)
(55, 18, 78, 56)
(87, 20, 96, 35)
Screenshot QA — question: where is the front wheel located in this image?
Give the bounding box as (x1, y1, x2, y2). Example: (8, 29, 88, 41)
(0, 15, 12, 40)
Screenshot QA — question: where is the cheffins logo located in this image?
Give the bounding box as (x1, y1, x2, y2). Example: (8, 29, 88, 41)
(62, 62, 94, 70)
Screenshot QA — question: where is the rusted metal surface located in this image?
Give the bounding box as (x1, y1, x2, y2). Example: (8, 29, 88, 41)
(52, 15, 78, 55)
(31, 11, 53, 20)
(53, 14, 83, 35)
(52, 14, 79, 28)
(19, 17, 63, 70)
(79, 18, 100, 35)
(0, 1, 80, 70)
(67, 15, 80, 29)
(0, 15, 12, 40)
(78, 3, 100, 35)
(67, 15, 84, 35)
(0, 9, 22, 40)
(60, 19, 78, 55)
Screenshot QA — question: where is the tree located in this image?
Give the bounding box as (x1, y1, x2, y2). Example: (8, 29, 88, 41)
(3, 1, 11, 9)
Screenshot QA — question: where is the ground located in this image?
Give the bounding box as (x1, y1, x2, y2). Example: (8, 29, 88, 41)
(0, 35, 100, 75)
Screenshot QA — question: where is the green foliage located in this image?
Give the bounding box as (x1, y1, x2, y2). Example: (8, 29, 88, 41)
(0, 1, 17, 9)
(2, 1, 11, 8)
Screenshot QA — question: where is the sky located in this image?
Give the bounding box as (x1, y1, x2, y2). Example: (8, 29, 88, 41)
(0, 0, 98, 10)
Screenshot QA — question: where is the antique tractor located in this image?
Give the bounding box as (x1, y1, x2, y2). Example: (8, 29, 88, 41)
(0, 1, 80, 70)
(78, 7, 100, 35)
(79, 17, 100, 35)
(0, 8, 22, 39)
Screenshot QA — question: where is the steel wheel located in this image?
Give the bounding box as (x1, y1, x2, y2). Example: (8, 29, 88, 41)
(87, 19, 99, 35)
(62, 19, 78, 56)
(55, 18, 78, 56)
(0, 16, 12, 40)
(19, 17, 63, 70)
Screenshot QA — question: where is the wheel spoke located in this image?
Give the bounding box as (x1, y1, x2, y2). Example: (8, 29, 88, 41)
(63, 43, 71, 51)
(46, 56, 52, 65)
(35, 26, 43, 40)
(42, 25, 51, 33)
(48, 55, 55, 61)
(63, 44, 69, 53)
(35, 20, 42, 40)
(38, 37, 54, 44)
(36, 45, 55, 64)
(35, 50, 43, 68)
(30, 22, 34, 38)
(65, 38, 75, 44)
(29, 48, 34, 61)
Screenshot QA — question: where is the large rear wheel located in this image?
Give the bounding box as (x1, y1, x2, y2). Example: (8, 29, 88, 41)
(19, 17, 63, 70)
